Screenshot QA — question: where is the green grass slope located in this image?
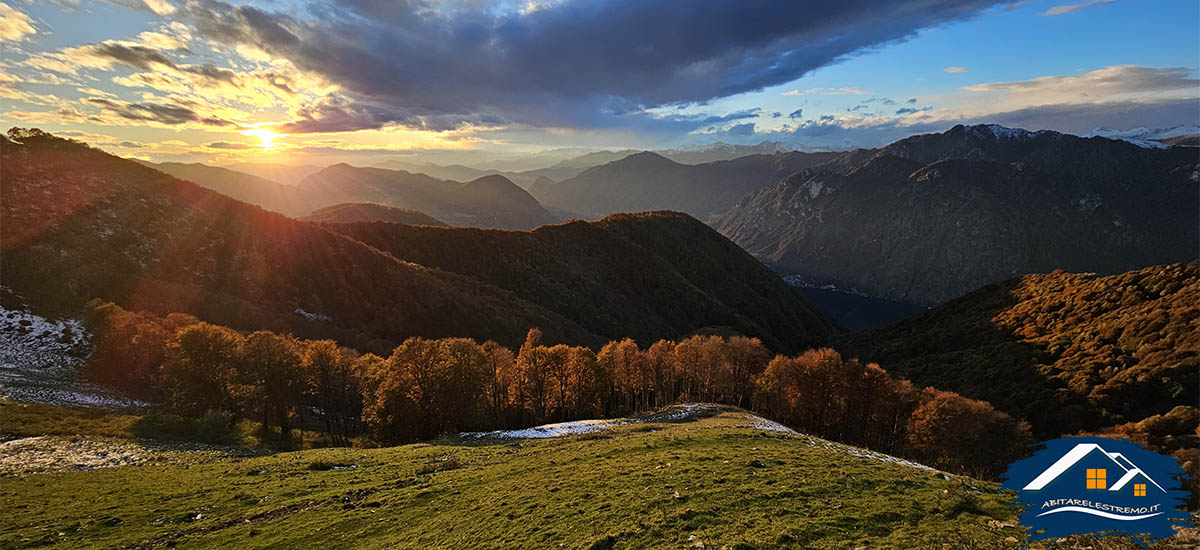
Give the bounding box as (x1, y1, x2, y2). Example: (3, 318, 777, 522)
(0, 406, 1025, 550)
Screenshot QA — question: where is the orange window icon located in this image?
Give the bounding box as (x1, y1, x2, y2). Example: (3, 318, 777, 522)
(1086, 468, 1106, 489)
(1134, 484, 1146, 496)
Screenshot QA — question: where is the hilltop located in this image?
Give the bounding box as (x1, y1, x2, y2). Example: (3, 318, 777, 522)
(0, 404, 1028, 550)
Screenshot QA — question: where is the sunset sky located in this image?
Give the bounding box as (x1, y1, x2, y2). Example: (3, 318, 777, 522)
(1, 0, 1196, 166)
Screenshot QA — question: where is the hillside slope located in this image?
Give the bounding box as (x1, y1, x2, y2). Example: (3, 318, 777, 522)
(716, 124, 1199, 305)
(295, 166, 558, 229)
(531, 151, 839, 220)
(0, 129, 600, 351)
(138, 161, 309, 216)
(302, 203, 447, 226)
(0, 405, 1026, 550)
(838, 262, 1200, 438)
(328, 212, 837, 351)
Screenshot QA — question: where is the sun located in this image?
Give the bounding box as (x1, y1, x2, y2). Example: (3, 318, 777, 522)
(241, 128, 281, 151)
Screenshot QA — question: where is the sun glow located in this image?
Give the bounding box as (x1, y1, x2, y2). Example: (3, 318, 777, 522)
(241, 128, 281, 151)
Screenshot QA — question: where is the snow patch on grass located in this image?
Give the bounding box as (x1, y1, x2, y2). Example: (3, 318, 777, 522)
(0, 435, 248, 476)
(0, 306, 145, 409)
(461, 402, 935, 472)
(462, 418, 630, 439)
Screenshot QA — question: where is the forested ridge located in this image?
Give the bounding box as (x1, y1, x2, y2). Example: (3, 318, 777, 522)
(839, 262, 1199, 438)
(328, 211, 835, 352)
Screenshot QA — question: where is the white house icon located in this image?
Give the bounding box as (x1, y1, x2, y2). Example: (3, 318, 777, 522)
(1022, 443, 1166, 493)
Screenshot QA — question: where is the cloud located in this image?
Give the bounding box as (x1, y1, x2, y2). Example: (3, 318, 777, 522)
(961, 65, 1197, 105)
(735, 64, 1200, 149)
(784, 86, 874, 96)
(103, 0, 177, 16)
(205, 141, 256, 149)
(727, 122, 756, 136)
(0, 2, 36, 42)
(906, 98, 918, 104)
(179, 0, 1013, 132)
(1041, 0, 1113, 16)
(84, 97, 232, 126)
(788, 108, 804, 120)
(69, 41, 178, 71)
(944, 66, 968, 73)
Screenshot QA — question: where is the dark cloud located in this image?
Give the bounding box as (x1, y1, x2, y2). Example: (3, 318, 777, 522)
(182, 0, 1013, 132)
(770, 111, 782, 118)
(85, 97, 231, 126)
(896, 106, 931, 114)
(179, 64, 239, 84)
(205, 141, 255, 149)
(82, 41, 176, 70)
(906, 98, 918, 104)
(728, 122, 756, 136)
(788, 108, 804, 120)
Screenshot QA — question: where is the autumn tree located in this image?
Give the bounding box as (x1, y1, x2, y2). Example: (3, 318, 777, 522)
(302, 340, 363, 445)
(239, 331, 304, 437)
(517, 329, 552, 423)
(481, 341, 517, 425)
(724, 336, 770, 407)
(567, 346, 607, 419)
(438, 338, 490, 431)
(161, 322, 244, 416)
(599, 338, 643, 414)
(905, 389, 1032, 477)
(645, 339, 677, 408)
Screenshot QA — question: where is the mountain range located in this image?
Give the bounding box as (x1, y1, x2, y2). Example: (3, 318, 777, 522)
(147, 159, 559, 230)
(1, 128, 835, 353)
(530, 150, 840, 220)
(136, 161, 309, 216)
(715, 124, 1199, 305)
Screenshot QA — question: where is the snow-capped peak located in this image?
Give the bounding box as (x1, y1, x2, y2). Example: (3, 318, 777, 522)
(1087, 125, 1200, 149)
(966, 124, 1053, 141)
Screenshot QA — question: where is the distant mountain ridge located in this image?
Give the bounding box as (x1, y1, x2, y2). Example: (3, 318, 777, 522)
(531, 150, 840, 221)
(295, 165, 558, 230)
(138, 161, 309, 216)
(224, 162, 322, 185)
(716, 124, 1199, 305)
(144, 159, 559, 229)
